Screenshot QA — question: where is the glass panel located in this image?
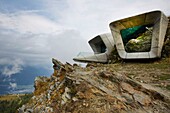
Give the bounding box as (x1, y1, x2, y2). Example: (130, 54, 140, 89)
(94, 41, 107, 53)
(100, 42, 107, 53)
(77, 52, 94, 57)
(120, 24, 153, 52)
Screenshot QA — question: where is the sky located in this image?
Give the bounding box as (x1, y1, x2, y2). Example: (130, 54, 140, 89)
(0, 0, 170, 78)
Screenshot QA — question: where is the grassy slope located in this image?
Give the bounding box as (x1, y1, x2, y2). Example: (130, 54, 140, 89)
(0, 58, 169, 113)
(110, 57, 170, 91)
(0, 94, 33, 113)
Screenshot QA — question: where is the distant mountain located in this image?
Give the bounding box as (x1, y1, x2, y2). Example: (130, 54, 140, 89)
(0, 66, 53, 95)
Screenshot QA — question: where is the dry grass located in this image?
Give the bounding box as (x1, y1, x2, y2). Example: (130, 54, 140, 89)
(108, 57, 170, 91)
(0, 94, 25, 101)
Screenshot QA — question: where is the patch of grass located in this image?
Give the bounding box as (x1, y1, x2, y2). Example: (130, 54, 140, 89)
(0, 95, 18, 101)
(155, 84, 170, 91)
(0, 93, 33, 113)
(154, 64, 170, 69)
(0, 94, 26, 101)
(127, 73, 135, 79)
(165, 85, 170, 91)
(159, 74, 170, 80)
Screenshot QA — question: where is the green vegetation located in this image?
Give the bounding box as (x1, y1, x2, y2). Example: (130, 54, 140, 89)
(159, 73, 170, 80)
(120, 24, 153, 44)
(0, 93, 33, 113)
(166, 85, 170, 91)
(121, 25, 142, 44)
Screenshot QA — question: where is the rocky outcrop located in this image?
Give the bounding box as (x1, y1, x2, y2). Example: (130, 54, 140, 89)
(18, 58, 170, 113)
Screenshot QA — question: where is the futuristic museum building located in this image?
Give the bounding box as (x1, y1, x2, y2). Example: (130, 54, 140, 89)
(73, 33, 115, 63)
(73, 10, 169, 63)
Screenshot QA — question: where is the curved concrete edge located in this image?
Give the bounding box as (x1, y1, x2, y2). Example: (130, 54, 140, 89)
(109, 10, 169, 59)
(98, 33, 115, 53)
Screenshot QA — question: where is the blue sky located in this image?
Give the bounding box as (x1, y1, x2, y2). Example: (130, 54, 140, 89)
(0, 0, 170, 78)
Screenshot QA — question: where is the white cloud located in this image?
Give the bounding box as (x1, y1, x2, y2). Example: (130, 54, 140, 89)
(46, 0, 170, 40)
(0, 12, 64, 34)
(0, 9, 90, 66)
(10, 85, 34, 94)
(9, 82, 17, 89)
(0, 28, 89, 66)
(0, 0, 170, 67)
(1, 58, 24, 77)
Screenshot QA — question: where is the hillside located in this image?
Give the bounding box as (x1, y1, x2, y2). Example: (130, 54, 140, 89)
(4, 16, 170, 113)
(16, 57, 170, 113)
(0, 94, 33, 113)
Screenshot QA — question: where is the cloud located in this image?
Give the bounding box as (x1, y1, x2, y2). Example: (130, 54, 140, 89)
(45, 0, 170, 40)
(0, 11, 90, 67)
(0, 0, 170, 68)
(0, 28, 89, 66)
(1, 58, 24, 77)
(0, 58, 22, 91)
(9, 82, 17, 89)
(0, 12, 64, 34)
(10, 84, 34, 94)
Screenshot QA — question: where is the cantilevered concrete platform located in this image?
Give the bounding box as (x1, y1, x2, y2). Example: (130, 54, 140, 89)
(110, 10, 169, 59)
(73, 33, 115, 63)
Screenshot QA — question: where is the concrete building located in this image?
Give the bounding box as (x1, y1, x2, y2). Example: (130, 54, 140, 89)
(73, 33, 115, 63)
(110, 10, 169, 59)
(74, 10, 169, 63)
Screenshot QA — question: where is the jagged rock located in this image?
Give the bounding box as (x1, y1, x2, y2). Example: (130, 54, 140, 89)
(65, 62, 74, 72)
(49, 84, 55, 91)
(34, 76, 50, 95)
(45, 107, 53, 113)
(18, 58, 170, 113)
(52, 58, 64, 70)
(18, 105, 26, 113)
(108, 46, 122, 63)
(26, 109, 33, 113)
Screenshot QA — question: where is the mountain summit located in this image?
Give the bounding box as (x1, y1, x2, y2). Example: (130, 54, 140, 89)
(18, 57, 170, 113)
